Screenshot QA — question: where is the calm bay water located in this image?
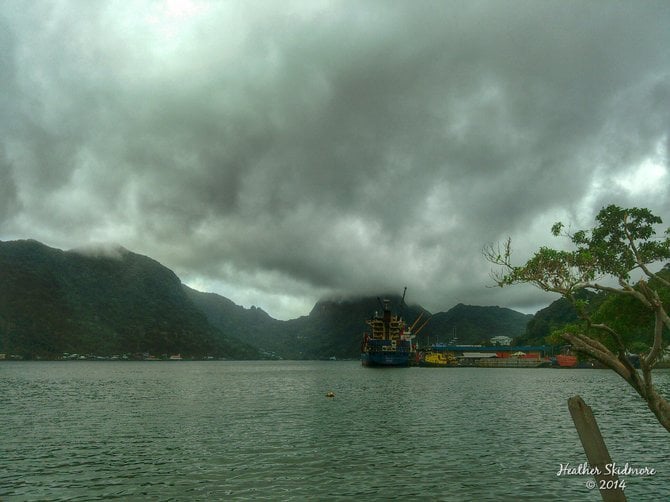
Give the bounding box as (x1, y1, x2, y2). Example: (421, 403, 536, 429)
(1, 361, 668, 501)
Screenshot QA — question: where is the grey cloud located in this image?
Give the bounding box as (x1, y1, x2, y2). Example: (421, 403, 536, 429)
(0, 154, 19, 223)
(1, 1, 669, 318)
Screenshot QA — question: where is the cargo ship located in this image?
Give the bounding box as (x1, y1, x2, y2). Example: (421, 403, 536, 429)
(360, 290, 429, 367)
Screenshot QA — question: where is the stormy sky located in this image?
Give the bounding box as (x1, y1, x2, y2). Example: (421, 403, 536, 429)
(1, 1, 669, 319)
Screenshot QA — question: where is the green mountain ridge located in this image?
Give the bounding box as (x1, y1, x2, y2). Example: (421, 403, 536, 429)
(0, 240, 258, 359)
(422, 303, 533, 346)
(1, 239, 538, 360)
(513, 266, 669, 351)
(187, 290, 534, 359)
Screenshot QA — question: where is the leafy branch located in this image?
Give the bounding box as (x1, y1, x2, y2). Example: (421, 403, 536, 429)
(485, 205, 670, 432)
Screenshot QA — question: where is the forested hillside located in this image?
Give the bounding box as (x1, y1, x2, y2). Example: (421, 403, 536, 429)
(0, 240, 258, 359)
(515, 265, 670, 351)
(1, 238, 557, 361)
(190, 291, 533, 359)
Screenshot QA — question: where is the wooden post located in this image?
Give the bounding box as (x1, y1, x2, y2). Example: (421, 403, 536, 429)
(568, 395, 626, 502)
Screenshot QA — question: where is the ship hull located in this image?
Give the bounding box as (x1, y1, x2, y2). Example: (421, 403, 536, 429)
(361, 351, 411, 367)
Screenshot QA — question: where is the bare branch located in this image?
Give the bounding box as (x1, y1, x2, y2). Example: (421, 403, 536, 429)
(592, 282, 653, 308)
(588, 322, 627, 353)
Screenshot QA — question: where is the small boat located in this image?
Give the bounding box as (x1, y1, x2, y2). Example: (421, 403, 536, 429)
(419, 351, 458, 367)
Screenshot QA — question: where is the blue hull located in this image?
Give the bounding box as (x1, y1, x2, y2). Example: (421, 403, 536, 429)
(361, 351, 411, 367)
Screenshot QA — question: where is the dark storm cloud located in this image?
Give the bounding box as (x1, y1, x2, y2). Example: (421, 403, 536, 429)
(1, 0, 669, 318)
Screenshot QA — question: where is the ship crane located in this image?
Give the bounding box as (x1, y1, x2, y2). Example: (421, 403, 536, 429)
(399, 287, 410, 336)
(413, 316, 431, 337)
(409, 311, 432, 337)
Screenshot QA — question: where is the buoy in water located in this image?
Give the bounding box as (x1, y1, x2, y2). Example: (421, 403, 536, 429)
(325, 391, 335, 398)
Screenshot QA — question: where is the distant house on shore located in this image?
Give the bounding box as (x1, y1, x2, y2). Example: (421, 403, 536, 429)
(490, 336, 512, 346)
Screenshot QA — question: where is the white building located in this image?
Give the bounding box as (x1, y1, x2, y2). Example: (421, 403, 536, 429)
(490, 336, 513, 346)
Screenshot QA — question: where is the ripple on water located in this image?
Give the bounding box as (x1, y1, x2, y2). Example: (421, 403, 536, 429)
(1, 362, 668, 500)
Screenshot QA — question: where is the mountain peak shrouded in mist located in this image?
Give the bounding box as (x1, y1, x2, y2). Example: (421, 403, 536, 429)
(2, 239, 535, 359)
(69, 243, 130, 260)
(191, 287, 531, 359)
(0, 240, 258, 359)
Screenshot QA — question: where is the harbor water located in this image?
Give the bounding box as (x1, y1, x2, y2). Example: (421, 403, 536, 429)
(2, 361, 668, 500)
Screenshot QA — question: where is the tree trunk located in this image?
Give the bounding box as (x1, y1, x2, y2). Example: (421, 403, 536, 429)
(562, 332, 670, 434)
(644, 387, 670, 434)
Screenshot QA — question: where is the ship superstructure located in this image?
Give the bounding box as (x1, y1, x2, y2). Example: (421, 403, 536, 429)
(360, 289, 429, 367)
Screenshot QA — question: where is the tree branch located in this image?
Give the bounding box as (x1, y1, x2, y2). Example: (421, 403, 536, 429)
(484, 204, 670, 432)
(589, 322, 627, 354)
(644, 308, 666, 369)
(591, 282, 653, 308)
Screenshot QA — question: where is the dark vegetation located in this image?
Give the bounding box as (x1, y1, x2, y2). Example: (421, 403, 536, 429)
(0, 240, 258, 359)
(486, 204, 670, 432)
(5, 237, 663, 362)
(187, 291, 532, 359)
(2, 239, 533, 360)
(515, 291, 600, 346)
(424, 303, 533, 346)
(509, 262, 669, 352)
